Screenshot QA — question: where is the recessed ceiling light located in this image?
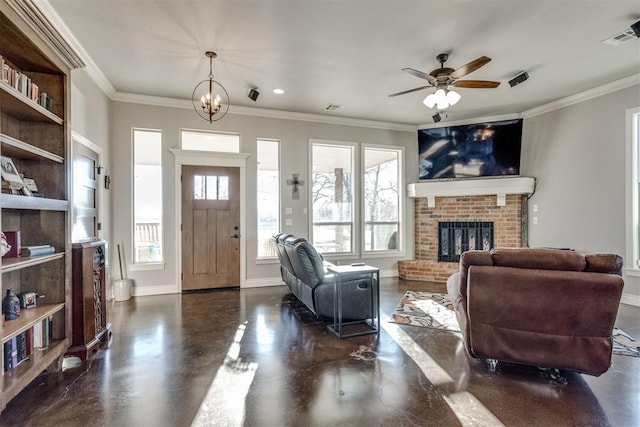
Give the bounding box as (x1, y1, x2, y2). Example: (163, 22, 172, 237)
(273, 88, 285, 95)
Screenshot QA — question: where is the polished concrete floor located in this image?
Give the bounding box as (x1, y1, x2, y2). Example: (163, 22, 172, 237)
(1, 278, 639, 426)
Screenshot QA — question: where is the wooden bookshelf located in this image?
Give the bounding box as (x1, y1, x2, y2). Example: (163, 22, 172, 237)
(0, 1, 79, 412)
(0, 194, 69, 211)
(0, 339, 67, 410)
(1, 252, 64, 273)
(1, 303, 64, 343)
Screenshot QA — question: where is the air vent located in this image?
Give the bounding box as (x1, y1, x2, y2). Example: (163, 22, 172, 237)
(324, 104, 343, 111)
(602, 29, 637, 46)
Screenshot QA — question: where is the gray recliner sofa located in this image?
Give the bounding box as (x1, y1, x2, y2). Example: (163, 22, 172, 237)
(273, 233, 374, 320)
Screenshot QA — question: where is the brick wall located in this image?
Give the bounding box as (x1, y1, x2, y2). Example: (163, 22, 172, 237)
(398, 194, 524, 282)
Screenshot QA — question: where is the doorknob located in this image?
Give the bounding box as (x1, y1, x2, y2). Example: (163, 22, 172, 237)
(231, 233, 240, 239)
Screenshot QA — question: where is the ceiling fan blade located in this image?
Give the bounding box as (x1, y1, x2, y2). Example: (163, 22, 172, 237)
(388, 85, 431, 97)
(453, 80, 500, 89)
(450, 56, 491, 79)
(402, 68, 437, 85)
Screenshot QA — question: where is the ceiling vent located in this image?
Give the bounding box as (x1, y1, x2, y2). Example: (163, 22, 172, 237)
(602, 29, 637, 46)
(324, 104, 343, 111)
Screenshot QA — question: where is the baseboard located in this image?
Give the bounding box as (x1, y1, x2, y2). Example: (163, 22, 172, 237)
(242, 277, 286, 289)
(379, 269, 398, 278)
(132, 284, 180, 297)
(621, 293, 640, 307)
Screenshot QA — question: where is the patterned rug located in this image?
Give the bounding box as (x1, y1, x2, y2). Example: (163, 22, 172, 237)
(389, 291, 460, 332)
(390, 291, 640, 357)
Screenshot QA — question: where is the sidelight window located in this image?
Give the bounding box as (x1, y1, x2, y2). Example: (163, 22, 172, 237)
(133, 129, 163, 264)
(257, 139, 280, 258)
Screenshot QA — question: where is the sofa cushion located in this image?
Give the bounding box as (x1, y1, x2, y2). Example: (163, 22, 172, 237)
(584, 253, 623, 275)
(290, 240, 325, 287)
(491, 248, 586, 271)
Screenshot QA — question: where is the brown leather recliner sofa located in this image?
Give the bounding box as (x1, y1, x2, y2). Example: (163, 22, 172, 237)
(447, 248, 624, 376)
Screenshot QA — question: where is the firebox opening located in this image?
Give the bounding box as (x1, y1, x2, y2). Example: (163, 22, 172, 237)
(438, 221, 494, 262)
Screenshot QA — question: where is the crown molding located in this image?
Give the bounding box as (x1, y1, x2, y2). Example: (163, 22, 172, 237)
(35, 0, 639, 131)
(112, 91, 417, 132)
(35, 0, 116, 96)
(418, 113, 521, 129)
(7, 0, 84, 69)
(521, 73, 640, 119)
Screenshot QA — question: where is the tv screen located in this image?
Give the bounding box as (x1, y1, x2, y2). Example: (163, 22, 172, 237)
(418, 118, 523, 180)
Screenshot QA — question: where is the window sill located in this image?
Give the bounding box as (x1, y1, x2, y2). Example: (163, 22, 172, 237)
(624, 268, 640, 277)
(256, 257, 279, 265)
(130, 262, 166, 272)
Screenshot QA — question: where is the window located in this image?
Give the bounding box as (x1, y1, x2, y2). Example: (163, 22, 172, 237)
(194, 175, 229, 200)
(363, 147, 401, 252)
(133, 129, 163, 263)
(257, 139, 280, 258)
(181, 129, 239, 153)
(311, 143, 355, 254)
(627, 107, 640, 270)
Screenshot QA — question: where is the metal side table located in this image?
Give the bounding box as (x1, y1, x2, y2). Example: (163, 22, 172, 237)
(327, 264, 380, 338)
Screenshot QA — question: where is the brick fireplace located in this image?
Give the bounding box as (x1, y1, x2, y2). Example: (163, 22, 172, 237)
(398, 177, 535, 282)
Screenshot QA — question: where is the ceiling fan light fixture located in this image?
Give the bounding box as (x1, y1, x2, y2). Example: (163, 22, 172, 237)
(434, 88, 447, 104)
(436, 100, 449, 110)
(423, 93, 436, 108)
(446, 90, 461, 106)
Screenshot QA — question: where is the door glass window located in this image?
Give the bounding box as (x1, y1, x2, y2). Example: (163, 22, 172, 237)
(194, 175, 229, 200)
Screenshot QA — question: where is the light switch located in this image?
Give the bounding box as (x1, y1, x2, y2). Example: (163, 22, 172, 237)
(533, 217, 538, 225)
(533, 204, 538, 212)
(285, 218, 293, 226)
(303, 207, 307, 215)
(285, 207, 293, 214)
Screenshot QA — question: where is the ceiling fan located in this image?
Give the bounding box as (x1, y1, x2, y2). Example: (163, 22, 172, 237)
(388, 53, 500, 101)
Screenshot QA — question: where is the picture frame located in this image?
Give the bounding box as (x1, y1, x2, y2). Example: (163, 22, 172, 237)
(0, 156, 24, 189)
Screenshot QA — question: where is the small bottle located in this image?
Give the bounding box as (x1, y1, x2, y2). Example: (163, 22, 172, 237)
(2, 288, 21, 320)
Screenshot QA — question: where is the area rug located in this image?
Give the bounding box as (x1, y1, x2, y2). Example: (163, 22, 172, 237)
(390, 291, 640, 357)
(389, 291, 460, 332)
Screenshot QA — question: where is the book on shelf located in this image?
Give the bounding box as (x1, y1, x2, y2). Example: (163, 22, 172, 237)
(2, 230, 21, 257)
(21, 245, 55, 257)
(3, 340, 12, 371)
(2, 332, 31, 372)
(41, 317, 49, 349)
(33, 322, 42, 350)
(16, 331, 28, 366)
(0, 55, 53, 112)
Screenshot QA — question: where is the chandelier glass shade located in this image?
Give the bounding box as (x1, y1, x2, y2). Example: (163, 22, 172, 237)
(192, 51, 229, 123)
(423, 87, 461, 110)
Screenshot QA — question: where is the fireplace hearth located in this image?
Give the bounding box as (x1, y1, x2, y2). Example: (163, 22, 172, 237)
(438, 221, 494, 262)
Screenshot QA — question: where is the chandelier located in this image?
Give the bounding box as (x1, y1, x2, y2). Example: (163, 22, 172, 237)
(192, 51, 229, 123)
(423, 86, 461, 110)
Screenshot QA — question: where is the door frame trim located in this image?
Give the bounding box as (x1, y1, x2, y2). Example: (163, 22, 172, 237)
(71, 131, 104, 241)
(170, 149, 250, 290)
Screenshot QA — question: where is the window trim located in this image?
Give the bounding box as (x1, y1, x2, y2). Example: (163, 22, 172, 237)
(256, 138, 281, 260)
(309, 139, 359, 257)
(626, 106, 640, 273)
(361, 143, 405, 255)
(132, 127, 164, 266)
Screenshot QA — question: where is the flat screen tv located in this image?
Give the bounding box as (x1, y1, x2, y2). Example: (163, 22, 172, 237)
(418, 118, 523, 180)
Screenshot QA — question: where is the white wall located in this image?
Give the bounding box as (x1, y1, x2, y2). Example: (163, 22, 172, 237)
(521, 83, 640, 302)
(110, 102, 416, 294)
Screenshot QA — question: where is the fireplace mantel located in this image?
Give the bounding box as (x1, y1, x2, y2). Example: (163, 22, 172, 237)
(407, 176, 536, 207)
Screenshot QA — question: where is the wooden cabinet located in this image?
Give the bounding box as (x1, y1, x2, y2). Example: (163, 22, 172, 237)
(67, 240, 110, 360)
(0, 2, 81, 411)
